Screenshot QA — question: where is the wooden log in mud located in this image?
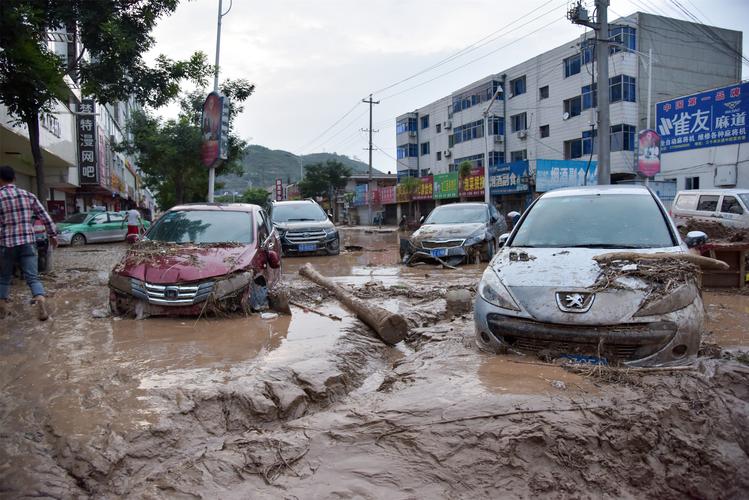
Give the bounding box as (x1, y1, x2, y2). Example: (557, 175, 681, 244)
(593, 252, 729, 271)
(299, 263, 408, 345)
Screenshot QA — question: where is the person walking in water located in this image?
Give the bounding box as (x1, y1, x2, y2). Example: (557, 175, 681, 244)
(0, 165, 58, 320)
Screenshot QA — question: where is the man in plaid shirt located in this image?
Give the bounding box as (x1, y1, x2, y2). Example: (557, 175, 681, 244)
(0, 165, 58, 320)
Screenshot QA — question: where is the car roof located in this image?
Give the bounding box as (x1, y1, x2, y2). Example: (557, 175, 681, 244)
(675, 189, 749, 196)
(168, 202, 259, 213)
(542, 184, 652, 198)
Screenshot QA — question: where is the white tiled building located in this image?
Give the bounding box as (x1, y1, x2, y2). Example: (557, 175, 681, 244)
(395, 12, 742, 214)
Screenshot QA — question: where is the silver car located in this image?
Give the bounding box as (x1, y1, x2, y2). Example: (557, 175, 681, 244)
(474, 185, 706, 367)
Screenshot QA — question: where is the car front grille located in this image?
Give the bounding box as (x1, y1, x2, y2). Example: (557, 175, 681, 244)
(285, 229, 327, 243)
(131, 279, 214, 306)
(420, 239, 465, 249)
(487, 314, 676, 362)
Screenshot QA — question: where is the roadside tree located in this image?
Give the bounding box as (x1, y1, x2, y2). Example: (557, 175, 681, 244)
(298, 160, 351, 219)
(0, 0, 210, 198)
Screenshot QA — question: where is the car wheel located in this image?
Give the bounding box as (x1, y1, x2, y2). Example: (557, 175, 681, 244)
(328, 236, 340, 256)
(71, 233, 86, 246)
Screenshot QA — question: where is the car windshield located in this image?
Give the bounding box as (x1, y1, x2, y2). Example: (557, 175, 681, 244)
(425, 205, 487, 224)
(62, 213, 89, 224)
(738, 193, 749, 208)
(271, 203, 327, 222)
(511, 193, 676, 248)
(146, 210, 253, 244)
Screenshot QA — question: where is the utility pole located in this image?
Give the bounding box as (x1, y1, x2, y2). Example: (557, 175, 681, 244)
(482, 83, 504, 205)
(362, 94, 379, 225)
(207, 0, 231, 202)
(568, 0, 610, 185)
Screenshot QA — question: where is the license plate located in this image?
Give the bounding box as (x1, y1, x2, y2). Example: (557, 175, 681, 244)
(298, 244, 317, 252)
(430, 248, 447, 258)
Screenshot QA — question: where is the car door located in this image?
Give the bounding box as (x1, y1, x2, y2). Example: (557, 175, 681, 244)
(695, 194, 720, 223)
(104, 212, 127, 241)
(85, 212, 109, 242)
(718, 195, 746, 228)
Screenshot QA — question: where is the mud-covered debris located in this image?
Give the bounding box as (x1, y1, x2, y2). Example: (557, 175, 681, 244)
(679, 219, 749, 243)
(445, 289, 472, 317)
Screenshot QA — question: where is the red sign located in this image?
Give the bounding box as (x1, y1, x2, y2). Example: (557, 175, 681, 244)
(379, 186, 396, 204)
(637, 129, 661, 177)
(459, 168, 485, 197)
(275, 179, 284, 201)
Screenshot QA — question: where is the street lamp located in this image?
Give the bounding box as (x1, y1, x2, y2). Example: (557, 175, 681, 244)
(482, 84, 504, 205)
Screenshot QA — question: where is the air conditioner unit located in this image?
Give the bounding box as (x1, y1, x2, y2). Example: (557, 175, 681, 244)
(408, 131, 417, 138)
(443, 150, 452, 157)
(494, 135, 504, 144)
(443, 120, 452, 129)
(517, 130, 527, 139)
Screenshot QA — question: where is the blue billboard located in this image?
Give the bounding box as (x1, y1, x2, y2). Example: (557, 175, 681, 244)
(489, 160, 529, 195)
(536, 159, 597, 192)
(656, 81, 748, 153)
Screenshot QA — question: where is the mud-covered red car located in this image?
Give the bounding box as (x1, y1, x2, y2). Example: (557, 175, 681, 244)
(108, 203, 281, 317)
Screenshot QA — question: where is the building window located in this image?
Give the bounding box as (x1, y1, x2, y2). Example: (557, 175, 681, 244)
(540, 125, 550, 138)
(685, 176, 700, 190)
(396, 117, 417, 135)
(510, 150, 527, 162)
(510, 112, 527, 132)
(564, 138, 583, 159)
(582, 83, 597, 110)
(437, 151, 442, 161)
(582, 129, 596, 155)
(489, 116, 505, 136)
(539, 85, 549, 100)
(451, 154, 484, 172)
(563, 96, 582, 118)
(510, 76, 526, 97)
(421, 115, 429, 129)
(397, 143, 419, 159)
(436, 123, 441, 133)
(420, 142, 430, 155)
(563, 54, 582, 78)
(609, 25, 636, 53)
(581, 40, 595, 64)
(451, 120, 484, 145)
(610, 124, 636, 151)
(610, 75, 636, 103)
(488, 151, 505, 167)
(452, 80, 503, 113)
(420, 169, 430, 177)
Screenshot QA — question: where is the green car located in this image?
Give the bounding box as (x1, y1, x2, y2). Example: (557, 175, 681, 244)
(57, 211, 150, 246)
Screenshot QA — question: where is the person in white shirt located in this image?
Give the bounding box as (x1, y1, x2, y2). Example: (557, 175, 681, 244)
(126, 208, 142, 236)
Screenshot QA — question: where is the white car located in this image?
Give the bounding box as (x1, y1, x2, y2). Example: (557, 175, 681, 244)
(474, 185, 707, 367)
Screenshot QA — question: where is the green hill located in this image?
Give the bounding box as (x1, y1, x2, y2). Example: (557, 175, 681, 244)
(217, 145, 385, 194)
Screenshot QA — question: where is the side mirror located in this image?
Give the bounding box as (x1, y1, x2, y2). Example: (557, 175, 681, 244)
(419, 216, 425, 225)
(498, 233, 510, 247)
(685, 230, 707, 248)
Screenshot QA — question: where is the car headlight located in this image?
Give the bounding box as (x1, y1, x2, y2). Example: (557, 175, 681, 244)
(464, 230, 487, 247)
(478, 267, 520, 311)
(108, 272, 132, 293)
(634, 283, 698, 317)
(61, 228, 72, 234)
(324, 227, 337, 235)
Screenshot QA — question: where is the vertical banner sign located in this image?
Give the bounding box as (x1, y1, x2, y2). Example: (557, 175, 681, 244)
(275, 179, 283, 201)
(637, 129, 661, 177)
(656, 82, 747, 152)
(77, 99, 98, 185)
(201, 92, 225, 167)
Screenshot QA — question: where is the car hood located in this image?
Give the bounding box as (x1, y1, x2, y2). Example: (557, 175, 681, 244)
(114, 243, 257, 284)
(274, 220, 333, 231)
(491, 246, 684, 324)
(411, 223, 486, 243)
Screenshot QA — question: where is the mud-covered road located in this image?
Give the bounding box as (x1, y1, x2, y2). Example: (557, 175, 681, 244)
(1, 228, 748, 498)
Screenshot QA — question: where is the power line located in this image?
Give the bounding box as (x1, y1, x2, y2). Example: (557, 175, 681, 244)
(296, 100, 361, 154)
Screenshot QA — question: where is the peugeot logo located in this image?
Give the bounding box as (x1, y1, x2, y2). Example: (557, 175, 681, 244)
(556, 291, 594, 313)
(164, 287, 179, 299)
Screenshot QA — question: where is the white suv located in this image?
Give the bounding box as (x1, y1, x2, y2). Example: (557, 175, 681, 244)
(671, 189, 749, 229)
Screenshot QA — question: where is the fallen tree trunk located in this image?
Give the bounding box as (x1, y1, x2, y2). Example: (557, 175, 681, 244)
(593, 252, 729, 271)
(299, 263, 408, 345)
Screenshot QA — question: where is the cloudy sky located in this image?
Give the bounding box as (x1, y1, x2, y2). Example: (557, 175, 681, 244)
(148, 0, 749, 171)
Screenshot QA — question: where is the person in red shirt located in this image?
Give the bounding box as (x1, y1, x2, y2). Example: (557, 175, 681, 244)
(0, 166, 58, 320)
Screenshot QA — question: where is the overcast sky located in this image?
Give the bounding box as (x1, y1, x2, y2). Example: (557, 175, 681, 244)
(148, 0, 749, 172)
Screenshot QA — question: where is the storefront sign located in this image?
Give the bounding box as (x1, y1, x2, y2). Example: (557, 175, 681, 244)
(354, 184, 368, 206)
(396, 184, 410, 203)
(459, 168, 485, 198)
(536, 159, 597, 192)
(275, 179, 283, 201)
(637, 129, 661, 177)
(489, 161, 530, 195)
(412, 176, 434, 200)
(656, 81, 748, 153)
(77, 99, 98, 185)
(379, 186, 396, 204)
(433, 172, 459, 199)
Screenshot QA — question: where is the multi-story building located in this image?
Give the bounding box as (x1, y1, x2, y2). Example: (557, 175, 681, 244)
(395, 12, 743, 218)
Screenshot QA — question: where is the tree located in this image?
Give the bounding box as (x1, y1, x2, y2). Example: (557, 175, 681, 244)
(0, 1, 211, 198)
(239, 187, 271, 210)
(298, 160, 351, 220)
(458, 161, 473, 201)
(399, 176, 420, 219)
(122, 79, 255, 209)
